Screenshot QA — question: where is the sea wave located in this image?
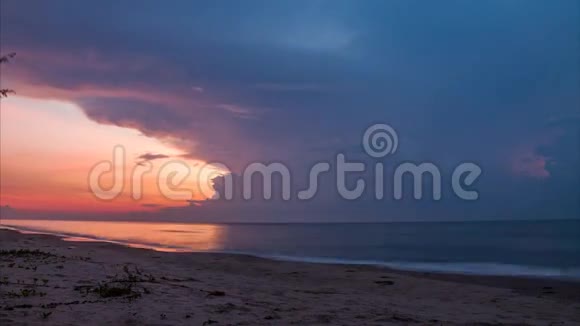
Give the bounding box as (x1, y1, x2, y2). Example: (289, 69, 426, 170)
(241, 253, 580, 280)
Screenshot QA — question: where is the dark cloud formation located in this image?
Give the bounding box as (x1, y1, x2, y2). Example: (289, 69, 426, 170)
(136, 153, 170, 165)
(138, 153, 170, 160)
(1, 0, 579, 221)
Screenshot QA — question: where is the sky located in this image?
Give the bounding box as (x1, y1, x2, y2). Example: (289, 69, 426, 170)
(0, 0, 578, 222)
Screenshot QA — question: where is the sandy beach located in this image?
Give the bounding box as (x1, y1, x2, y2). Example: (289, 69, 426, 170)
(1, 229, 579, 325)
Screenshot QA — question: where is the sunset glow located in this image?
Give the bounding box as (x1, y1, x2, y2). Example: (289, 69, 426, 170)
(0, 0, 578, 222)
(1, 96, 223, 212)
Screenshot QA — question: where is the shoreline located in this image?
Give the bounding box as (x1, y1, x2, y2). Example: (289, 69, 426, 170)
(2, 224, 579, 282)
(1, 228, 580, 325)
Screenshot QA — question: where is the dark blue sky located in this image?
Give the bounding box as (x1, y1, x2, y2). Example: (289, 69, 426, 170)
(1, 0, 578, 221)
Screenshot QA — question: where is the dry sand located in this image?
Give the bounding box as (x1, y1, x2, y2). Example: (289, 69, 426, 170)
(1, 229, 579, 325)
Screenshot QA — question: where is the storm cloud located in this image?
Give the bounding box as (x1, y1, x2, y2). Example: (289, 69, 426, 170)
(1, 0, 578, 220)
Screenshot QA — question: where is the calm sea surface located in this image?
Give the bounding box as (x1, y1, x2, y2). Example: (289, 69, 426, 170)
(2, 219, 579, 279)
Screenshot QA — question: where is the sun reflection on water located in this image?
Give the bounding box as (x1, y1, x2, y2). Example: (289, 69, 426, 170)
(0, 220, 226, 252)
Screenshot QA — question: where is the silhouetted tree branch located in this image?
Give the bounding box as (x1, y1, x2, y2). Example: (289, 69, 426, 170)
(0, 52, 16, 98)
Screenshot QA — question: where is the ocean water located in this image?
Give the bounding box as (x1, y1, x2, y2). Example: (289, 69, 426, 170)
(1, 219, 579, 279)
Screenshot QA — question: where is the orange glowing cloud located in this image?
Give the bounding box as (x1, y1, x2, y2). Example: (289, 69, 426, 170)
(0, 96, 227, 212)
